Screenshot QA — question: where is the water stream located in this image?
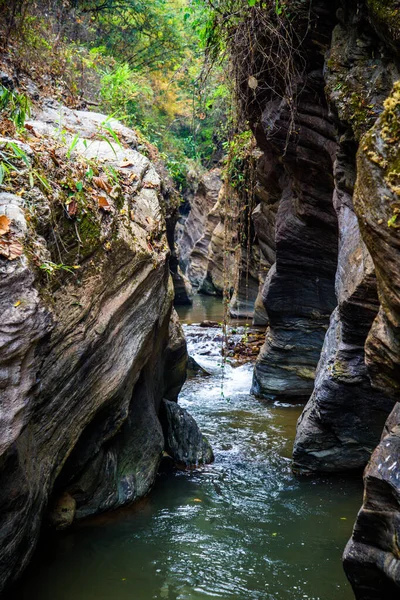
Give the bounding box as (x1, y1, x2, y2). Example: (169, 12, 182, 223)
(11, 296, 363, 600)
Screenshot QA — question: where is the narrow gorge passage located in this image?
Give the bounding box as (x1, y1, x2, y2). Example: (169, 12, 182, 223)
(10, 298, 363, 600)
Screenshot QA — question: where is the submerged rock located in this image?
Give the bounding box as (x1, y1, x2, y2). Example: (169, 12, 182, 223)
(160, 399, 214, 467)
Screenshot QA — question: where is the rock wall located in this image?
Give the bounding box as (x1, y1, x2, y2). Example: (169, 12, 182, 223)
(175, 167, 265, 321)
(0, 101, 209, 593)
(343, 82, 400, 597)
(250, 2, 339, 401)
(238, 0, 400, 595)
(292, 1, 399, 471)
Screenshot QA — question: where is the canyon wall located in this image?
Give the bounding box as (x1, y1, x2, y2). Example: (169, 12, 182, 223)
(239, 0, 400, 595)
(0, 101, 210, 593)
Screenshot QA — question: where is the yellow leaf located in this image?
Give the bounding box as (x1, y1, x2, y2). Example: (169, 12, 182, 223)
(193, 498, 202, 503)
(0, 215, 11, 236)
(13, 300, 21, 307)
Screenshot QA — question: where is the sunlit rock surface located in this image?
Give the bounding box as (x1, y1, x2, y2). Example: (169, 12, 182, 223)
(0, 103, 196, 593)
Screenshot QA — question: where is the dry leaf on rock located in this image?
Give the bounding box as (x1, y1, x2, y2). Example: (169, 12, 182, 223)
(93, 176, 112, 194)
(67, 200, 78, 216)
(98, 194, 111, 211)
(0, 215, 11, 236)
(0, 238, 23, 260)
(120, 159, 135, 168)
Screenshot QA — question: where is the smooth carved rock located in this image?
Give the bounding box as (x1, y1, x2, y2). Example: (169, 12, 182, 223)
(161, 399, 214, 467)
(176, 168, 222, 290)
(0, 104, 190, 593)
(248, 0, 339, 398)
(344, 403, 400, 599)
(344, 82, 400, 595)
(293, 140, 394, 472)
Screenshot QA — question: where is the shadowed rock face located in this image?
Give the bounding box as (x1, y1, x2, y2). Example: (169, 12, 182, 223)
(0, 104, 194, 593)
(251, 73, 339, 401)
(343, 82, 400, 595)
(160, 400, 214, 467)
(344, 404, 400, 600)
(293, 139, 394, 473)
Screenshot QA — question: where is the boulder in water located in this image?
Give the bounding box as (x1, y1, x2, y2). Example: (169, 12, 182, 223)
(160, 400, 214, 467)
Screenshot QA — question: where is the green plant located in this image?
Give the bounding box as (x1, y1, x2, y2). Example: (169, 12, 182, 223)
(0, 83, 31, 129)
(39, 261, 80, 276)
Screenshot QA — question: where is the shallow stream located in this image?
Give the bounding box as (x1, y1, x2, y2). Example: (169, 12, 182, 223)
(12, 296, 362, 600)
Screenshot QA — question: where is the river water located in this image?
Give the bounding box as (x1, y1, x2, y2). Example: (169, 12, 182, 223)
(11, 296, 362, 600)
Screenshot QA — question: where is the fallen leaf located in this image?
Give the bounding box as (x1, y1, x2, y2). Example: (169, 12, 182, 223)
(143, 181, 158, 189)
(193, 498, 202, 503)
(13, 300, 21, 307)
(93, 176, 112, 194)
(0, 238, 23, 260)
(0, 215, 11, 236)
(67, 200, 78, 216)
(98, 195, 111, 211)
(120, 159, 135, 168)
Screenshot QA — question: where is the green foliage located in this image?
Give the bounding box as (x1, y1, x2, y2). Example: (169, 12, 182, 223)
(0, 0, 233, 190)
(0, 83, 31, 129)
(224, 130, 255, 192)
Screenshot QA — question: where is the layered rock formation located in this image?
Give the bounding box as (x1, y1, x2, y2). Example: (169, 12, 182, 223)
(0, 101, 210, 593)
(343, 82, 400, 597)
(239, 0, 400, 595)
(250, 3, 339, 401)
(175, 167, 265, 320)
(176, 168, 222, 283)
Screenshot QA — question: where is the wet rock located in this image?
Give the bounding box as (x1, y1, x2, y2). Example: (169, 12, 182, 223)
(199, 320, 220, 328)
(187, 356, 211, 377)
(48, 493, 76, 530)
(344, 404, 400, 599)
(160, 400, 214, 467)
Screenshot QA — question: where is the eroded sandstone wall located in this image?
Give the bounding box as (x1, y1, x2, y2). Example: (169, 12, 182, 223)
(0, 102, 205, 593)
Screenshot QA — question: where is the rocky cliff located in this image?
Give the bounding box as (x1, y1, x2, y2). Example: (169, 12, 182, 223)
(239, 0, 399, 466)
(0, 99, 211, 593)
(233, 0, 400, 595)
